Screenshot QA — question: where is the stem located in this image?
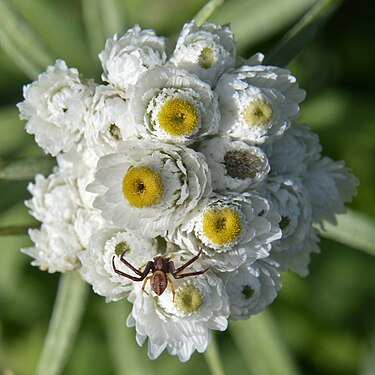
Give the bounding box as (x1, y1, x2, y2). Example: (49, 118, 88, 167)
(193, 0, 225, 26)
(204, 334, 226, 375)
(35, 272, 88, 375)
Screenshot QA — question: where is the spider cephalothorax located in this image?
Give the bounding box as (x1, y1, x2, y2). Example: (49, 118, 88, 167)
(112, 248, 208, 300)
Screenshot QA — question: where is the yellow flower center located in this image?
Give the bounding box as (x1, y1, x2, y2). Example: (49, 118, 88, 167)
(198, 47, 214, 69)
(175, 284, 202, 314)
(243, 98, 273, 127)
(114, 241, 131, 256)
(158, 98, 199, 136)
(122, 166, 163, 208)
(202, 207, 242, 246)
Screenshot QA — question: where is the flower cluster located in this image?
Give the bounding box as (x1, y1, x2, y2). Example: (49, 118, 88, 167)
(18, 21, 358, 361)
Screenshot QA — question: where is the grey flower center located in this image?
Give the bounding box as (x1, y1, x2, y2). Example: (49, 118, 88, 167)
(224, 150, 261, 179)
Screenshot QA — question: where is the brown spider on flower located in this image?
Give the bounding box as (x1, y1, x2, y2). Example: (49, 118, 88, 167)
(112, 247, 209, 300)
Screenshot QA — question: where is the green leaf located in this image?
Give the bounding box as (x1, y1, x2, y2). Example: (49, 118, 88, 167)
(193, 0, 225, 26)
(35, 272, 89, 375)
(265, 0, 343, 66)
(211, 0, 316, 51)
(0, 224, 36, 236)
(319, 210, 375, 256)
(0, 155, 55, 181)
(230, 311, 301, 375)
(0, 0, 53, 78)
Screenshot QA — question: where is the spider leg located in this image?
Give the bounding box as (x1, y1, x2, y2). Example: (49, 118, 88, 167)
(166, 275, 176, 302)
(112, 257, 154, 281)
(173, 267, 209, 279)
(172, 246, 204, 275)
(141, 275, 152, 295)
(119, 251, 144, 276)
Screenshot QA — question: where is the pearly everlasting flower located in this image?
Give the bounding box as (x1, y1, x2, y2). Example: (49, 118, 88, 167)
(99, 25, 167, 90)
(215, 56, 306, 144)
(170, 193, 281, 272)
(198, 135, 270, 192)
(169, 21, 237, 86)
(127, 254, 229, 361)
(268, 123, 322, 177)
(18, 60, 93, 156)
(304, 157, 358, 226)
(79, 228, 158, 302)
(128, 66, 220, 144)
(221, 258, 281, 319)
(88, 140, 211, 237)
(84, 85, 137, 161)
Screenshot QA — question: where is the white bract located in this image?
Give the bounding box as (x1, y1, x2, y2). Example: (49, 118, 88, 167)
(18, 60, 93, 156)
(88, 140, 211, 237)
(129, 66, 220, 144)
(215, 56, 306, 144)
(198, 135, 270, 192)
(169, 21, 237, 85)
(79, 228, 158, 302)
(99, 25, 167, 90)
(127, 254, 229, 361)
(221, 258, 281, 319)
(170, 193, 281, 272)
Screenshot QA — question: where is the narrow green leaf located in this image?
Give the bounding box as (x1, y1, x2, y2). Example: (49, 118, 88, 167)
(10, 0, 92, 75)
(230, 311, 301, 375)
(0, 224, 37, 236)
(212, 0, 316, 50)
(204, 334, 227, 375)
(35, 272, 88, 375)
(265, 0, 343, 66)
(102, 300, 155, 375)
(319, 210, 375, 256)
(0, 0, 53, 78)
(0, 155, 55, 181)
(99, 0, 126, 37)
(193, 0, 225, 26)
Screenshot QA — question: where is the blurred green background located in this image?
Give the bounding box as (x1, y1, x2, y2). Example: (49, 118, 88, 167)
(0, 0, 374, 374)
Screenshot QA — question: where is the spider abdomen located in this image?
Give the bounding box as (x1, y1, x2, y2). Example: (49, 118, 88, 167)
(151, 270, 168, 295)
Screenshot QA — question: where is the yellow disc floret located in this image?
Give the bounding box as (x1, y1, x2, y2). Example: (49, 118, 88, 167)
(122, 166, 164, 208)
(175, 284, 202, 314)
(243, 98, 273, 127)
(158, 98, 199, 136)
(198, 47, 215, 69)
(202, 207, 242, 246)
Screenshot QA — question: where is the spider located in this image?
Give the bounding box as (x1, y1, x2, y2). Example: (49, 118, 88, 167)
(112, 247, 209, 300)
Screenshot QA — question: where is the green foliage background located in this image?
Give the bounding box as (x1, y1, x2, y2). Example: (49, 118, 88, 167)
(0, 0, 374, 374)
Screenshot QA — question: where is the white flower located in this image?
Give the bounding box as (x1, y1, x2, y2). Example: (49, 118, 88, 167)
(88, 140, 212, 237)
(79, 228, 158, 302)
(270, 229, 320, 276)
(268, 123, 322, 177)
(261, 176, 315, 274)
(304, 157, 358, 226)
(99, 25, 167, 90)
(221, 258, 281, 319)
(25, 171, 81, 224)
(198, 135, 270, 192)
(170, 193, 281, 272)
(18, 60, 93, 156)
(127, 254, 229, 362)
(215, 58, 306, 144)
(84, 85, 137, 161)
(22, 223, 83, 273)
(128, 66, 220, 144)
(169, 21, 236, 85)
